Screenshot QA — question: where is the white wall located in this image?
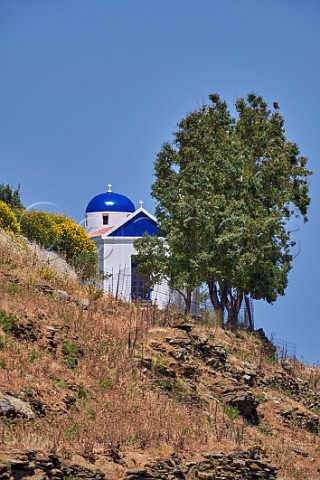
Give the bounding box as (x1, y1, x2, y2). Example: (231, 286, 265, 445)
(85, 211, 132, 234)
(102, 237, 137, 274)
(93, 235, 198, 315)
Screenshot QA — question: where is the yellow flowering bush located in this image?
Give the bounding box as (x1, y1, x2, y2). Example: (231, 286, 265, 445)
(19, 211, 98, 279)
(0, 201, 20, 235)
(53, 216, 96, 259)
(20, 211, 57, 248)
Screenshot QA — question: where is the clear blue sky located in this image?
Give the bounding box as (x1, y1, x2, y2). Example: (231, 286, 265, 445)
(0, 1, 319, 362)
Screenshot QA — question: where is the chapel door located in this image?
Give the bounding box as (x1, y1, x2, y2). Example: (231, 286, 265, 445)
(131, 256, 151, 301)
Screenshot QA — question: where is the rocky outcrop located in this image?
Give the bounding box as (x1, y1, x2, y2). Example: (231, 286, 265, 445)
(223, 391, 260, 424)
(0, 451, 105, 480)
(279, 406, 319, 433)
(0, 450, 279, 480)
(147, 326, 227, 379)
(123, 451, 279, 480)
(0, 392, 35, 419)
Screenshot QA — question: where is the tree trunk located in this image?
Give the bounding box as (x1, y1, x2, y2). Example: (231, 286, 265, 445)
(206, 275, 227, 325)
(226, 291, 243, 326)
(244, 296, 253, 330)
(184, 288, 193, 315)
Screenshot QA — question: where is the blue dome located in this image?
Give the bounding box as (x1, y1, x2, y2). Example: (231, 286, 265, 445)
(86, 191, 135, 213)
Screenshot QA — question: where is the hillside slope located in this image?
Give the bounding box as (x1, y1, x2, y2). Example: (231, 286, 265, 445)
(0, 230, 320, 480)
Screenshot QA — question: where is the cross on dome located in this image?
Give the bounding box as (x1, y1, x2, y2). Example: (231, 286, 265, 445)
(139, 200, 144, 208)
(107, 183, 113, 192)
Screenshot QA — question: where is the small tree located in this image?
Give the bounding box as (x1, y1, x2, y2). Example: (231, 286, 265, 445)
(135, 93, 311, 322)
(0, 183, 23, 209)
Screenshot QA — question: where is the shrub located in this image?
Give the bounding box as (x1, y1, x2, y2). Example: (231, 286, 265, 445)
(19, 210, 57, 248)
(69, 250, 99, 281)
(53, 216, 96, 259)
(65, 423, 79, 442)
(19, 211, 98, 278)
(223, 404, 240, 420)
(0, 201, 20, 235)
(0, 309, 17, 333)
(62, 341, 80, 369)
(53, 217, 98, 279)
(76, 384, 87, 400)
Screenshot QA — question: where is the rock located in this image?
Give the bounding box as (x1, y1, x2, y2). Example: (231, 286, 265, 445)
(49, 468, 64, 477)
(254, 328, 277, 357)
(170, 348, 187, 361)
(0, 392, 35, 419)
(247, 445, 264, 460)
(170, 319, 194, 333)
(293, 447, 309, 457)
(82, 298, 90, 310)
(280, 407, 319, 433)
(1, 449, 279, 480)
(243, 373, 254, 386)
(167, 334, 192, 347)
(192, 339, 227, 370)
(174, 363, 199, 379)
(281, 361, 296, 378)
(133, 357, 153, 370)
(11, 318, 38, 341)
(55, 290, 70, 300)
(300, 413, 319, 433)
(224, 392, 259, 424)
(63, 394, 77, 410)
(23, 393, 46, 416)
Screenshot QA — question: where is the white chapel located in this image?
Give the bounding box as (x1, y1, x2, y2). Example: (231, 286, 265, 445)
(85, 184, 182, 309)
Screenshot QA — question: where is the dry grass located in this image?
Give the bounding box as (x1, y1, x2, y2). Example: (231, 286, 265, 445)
(1, 230, 320, 479)
(0, 232, 225, 456)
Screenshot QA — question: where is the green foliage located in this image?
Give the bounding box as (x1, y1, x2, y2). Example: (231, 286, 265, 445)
(0, 201, 20, 235)
(65, 423, 79, 442)
(53, 216, 97, 260)
(0, 310, 17, 333)
(0, 335, 6, 350)
(19, 210, 98, 279)
(99, 371, 114, 390)
(62, 341, 80, 369)
(223, 404, 240, 420)
(19, 210, 57, 248)
(154, 354, 169, 376)
(29, 349, 41, 363)
(0, 183, 23, 209)
(8, 283, 18, 295)
(76, 384, 87, 399)
(87, 407, 96, 417)
(254, 391, 268, 402)
(90, 288, 104, 301)
(156, 379, 179, 395)
(135, 92, 312, 319)
(69, 250, 98, 281)
(258, 423, 273, 435)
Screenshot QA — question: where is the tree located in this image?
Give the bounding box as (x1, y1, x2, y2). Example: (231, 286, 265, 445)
(0, 183, 23, 209)
(135, 93, 311, 322)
